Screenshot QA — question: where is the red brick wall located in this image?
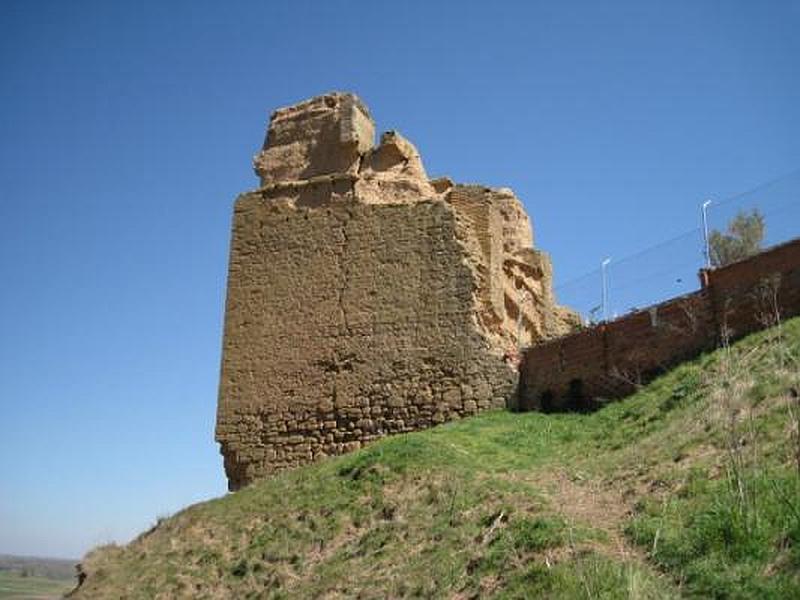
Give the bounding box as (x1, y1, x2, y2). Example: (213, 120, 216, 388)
(519, 238, 800, 411)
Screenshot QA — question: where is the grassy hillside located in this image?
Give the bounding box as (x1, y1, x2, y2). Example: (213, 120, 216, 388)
(73, 318, 800, 599)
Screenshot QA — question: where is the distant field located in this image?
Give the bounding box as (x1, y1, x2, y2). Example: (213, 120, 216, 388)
(0, 571, 73, 599)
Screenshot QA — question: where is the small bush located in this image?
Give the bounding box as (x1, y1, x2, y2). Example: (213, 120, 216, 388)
(509, 516, 566, 552)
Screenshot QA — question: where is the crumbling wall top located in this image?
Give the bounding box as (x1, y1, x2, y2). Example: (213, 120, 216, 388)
(254, 92, 375, 185)
(217, 92, 579, 487)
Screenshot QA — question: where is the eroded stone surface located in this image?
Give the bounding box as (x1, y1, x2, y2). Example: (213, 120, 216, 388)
(254, 93, 374, 185)
(217, 92, 577, 489)
(355, 130, 437, 204)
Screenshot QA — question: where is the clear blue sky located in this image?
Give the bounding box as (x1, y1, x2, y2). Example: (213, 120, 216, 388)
(1, 0, 798, 559)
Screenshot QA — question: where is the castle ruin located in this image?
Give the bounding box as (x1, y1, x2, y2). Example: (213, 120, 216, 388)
(216, 93, 577, 490)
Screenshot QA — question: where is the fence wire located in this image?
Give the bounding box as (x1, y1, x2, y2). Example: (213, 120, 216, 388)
(554, 169, 800, 324)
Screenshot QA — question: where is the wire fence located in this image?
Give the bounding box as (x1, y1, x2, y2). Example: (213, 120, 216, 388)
(553, 168, 800, 324)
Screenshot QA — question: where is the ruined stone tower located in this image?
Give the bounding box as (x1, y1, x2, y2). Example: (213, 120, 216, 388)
(216, 93, 577, 489)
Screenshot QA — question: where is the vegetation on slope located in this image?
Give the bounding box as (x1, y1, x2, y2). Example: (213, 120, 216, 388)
(74, 318, 800, 599)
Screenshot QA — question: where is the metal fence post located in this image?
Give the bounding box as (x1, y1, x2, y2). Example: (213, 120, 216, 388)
(601, 258, 611, 321)
(702, 199, 713, 268)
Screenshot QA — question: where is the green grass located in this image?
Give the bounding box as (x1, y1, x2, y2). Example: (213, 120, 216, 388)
(74, 317, 800, 599)
(0, 571, 73, 599)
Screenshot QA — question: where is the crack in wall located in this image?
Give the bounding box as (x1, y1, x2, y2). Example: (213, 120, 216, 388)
(217, 93, 580, 486)
(335, 209, 353, 336)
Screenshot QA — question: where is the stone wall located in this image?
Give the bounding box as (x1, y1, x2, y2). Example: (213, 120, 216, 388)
(519, 238, 800, 411)
(216, 93, 576, 489)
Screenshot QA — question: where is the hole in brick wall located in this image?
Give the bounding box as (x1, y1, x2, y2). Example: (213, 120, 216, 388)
(540, 390, 554, 413)
(568, 378, 587, 412)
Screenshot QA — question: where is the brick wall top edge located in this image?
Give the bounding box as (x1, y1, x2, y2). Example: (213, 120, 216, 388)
(521, 237, 800, 366)
(705, 237, 800, 285)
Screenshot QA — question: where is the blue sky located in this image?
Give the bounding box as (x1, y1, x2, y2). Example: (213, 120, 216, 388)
(1, 0, 798, 559)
